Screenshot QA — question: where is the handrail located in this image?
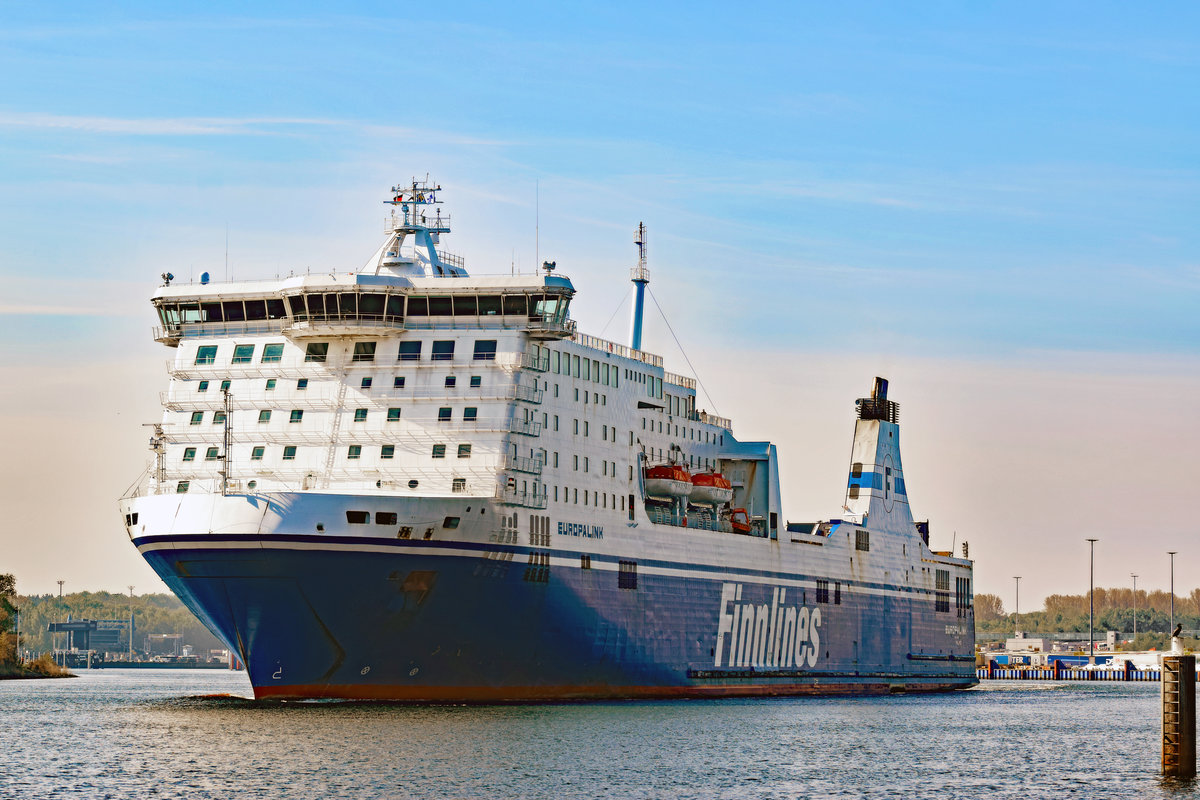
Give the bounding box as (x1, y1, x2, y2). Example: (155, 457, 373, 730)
(569, 332, 664, 368)
(663, 370, 696, 390)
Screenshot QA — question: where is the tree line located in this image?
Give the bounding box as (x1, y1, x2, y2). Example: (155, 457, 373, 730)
(975, 587, 1200, 635)
(0, 574, 224, 656)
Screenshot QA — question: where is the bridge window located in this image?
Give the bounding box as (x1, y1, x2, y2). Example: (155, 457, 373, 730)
(223, 301, 246, 322)
(244, 300, 267, 321)
(478, 295, 501, 315)
(407, 296, 428, 315)
(352, 342, 376, 362)
(502, 295, 527, 315)
(453, 295, 477, 316)
(359, 293, 385, 319)
(304, 343, 328, 363)
(428, 296, 452, 316)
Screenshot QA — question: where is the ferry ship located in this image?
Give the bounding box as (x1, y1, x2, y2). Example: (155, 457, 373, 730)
(119, 179, 976, 700)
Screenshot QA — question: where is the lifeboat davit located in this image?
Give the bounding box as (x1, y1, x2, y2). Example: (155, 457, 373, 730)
(689, 471, 733, 506)
(729, 508, 751, 534)
(644, 465, 692, 500)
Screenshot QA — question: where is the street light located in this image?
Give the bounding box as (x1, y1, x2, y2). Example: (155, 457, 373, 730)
(1168, 551, 1177, 636)
(1087, 539, 1098, 665)
(1131, 573, 1138, 645)
(1013, 576, 1021, 635)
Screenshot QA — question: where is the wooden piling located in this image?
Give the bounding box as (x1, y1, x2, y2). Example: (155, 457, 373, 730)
(1162, 655, 1196, 779)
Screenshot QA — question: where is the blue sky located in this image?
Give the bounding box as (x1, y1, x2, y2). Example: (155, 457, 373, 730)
(1, 3, 1197, 604)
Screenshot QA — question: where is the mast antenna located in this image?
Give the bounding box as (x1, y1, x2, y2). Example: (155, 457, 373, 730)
(629, 222, 649, 350)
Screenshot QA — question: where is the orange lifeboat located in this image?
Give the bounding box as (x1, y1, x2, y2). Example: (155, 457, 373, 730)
(729, 508, 751, 534)
(689, 471, 733, 506)
(643, 464, 693, 500)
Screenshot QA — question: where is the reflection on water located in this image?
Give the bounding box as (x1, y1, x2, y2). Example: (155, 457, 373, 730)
(1, 670, 1196, 799)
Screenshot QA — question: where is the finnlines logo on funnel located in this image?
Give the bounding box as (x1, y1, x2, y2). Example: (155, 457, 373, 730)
(714, 583, 822, 668)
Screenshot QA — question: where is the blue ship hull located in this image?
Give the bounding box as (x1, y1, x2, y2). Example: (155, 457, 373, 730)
(136, 533, 976, 700)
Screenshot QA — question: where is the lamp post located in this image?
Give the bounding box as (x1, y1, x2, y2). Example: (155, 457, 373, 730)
(1013, 576, 1021, 636)
(1131, 573, 1138, 645)
(1168, 551, 1177, 636)
(1087, 539, 1098, 665)
(127, 585, 135, 662)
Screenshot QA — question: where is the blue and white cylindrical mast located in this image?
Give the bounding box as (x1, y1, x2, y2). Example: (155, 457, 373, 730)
(629, 222, 649, 351)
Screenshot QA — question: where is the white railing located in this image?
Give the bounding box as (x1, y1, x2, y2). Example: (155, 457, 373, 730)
(496, 486, 548, 509)
(507, 418, 542, 437)
(570, 332, 664, 368)
(504, 454, 543, 475)
(663, 371, 696, 390)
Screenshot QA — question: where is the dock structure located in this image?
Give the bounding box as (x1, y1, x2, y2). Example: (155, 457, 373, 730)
(1162, 655, 1196, 779)
(977, 665, 1165, 681)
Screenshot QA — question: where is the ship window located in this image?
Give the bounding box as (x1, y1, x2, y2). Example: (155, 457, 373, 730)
(220, 379, 231, 392)
(339, 294, 357, 316)
(201, 302, 223, 322)
(431, 341, 454, 361)
(834, 582, 842, 605)
(451, 477, 467, 492)
(205, 447, 219, 461)
(851, 462, 863, 478)
(458, 444, 472, 458)
(393, 376, 405, 388)
(470, 376, 481, 388)
(407, 296, 428, 315)
(361, 377, 372, 389)
(251, 446, 265, 461)
(428, 296, 453, 316)
(387, 408, 401, 422)
(346, 510, 369, 524)
(463, 407, 477, 421)
(359, 293, 385, 319)
(182, 447, 196, 462)
(352, 342, 377, 362)
(453, 295, 477, 316)
(353, 409, 367, 422)
(443, 516, 460, 529)
(283, 446, 296, 460)
(478, 295, 501, 315)
(347, 445, 362, 459)
(849, 486, 859, 499)
(213, 411, 226, 425)
(266, 298, 286, 319)
(304, 343, 328, 363)
(408, 479, 419, 488)
(197, 380, 210, 392)
(473, 340, 497, 361)
(816, 579, 830, 603)
(618, 560, 637, 590)
(572, 354, 580, 378)
(190, 412, 204, 425)
(432, 444, 446, 458)
(244, 300, 267, 321)
(445, 376, 456, 388)
(386, 295, 405, 318)
(856, 530, 870, 551)
(502, 295, 527, 315)
(381, 445, 395, 459)
(265, 379, 276, 391)
(195, 346, 217, 365)
(438, 408, 452, 422)
(376, 512, 397, 526)
(581, 555, 591, 570)
(297, 378, 309, 390)
(289, 410, 303, 423)
(305, 294, 326, 318)
(628, 494, 634, 519)
(398, 341, 422, 361)
(582, 359, 590, 381)
(287, 295, 306, 318)
(176, 481, 190, 494)
(223, 301, 246, 322)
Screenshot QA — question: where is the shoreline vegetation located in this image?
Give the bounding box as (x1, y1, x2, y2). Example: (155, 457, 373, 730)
(0, 653, 74, 680)
(1, 573, 74, 679)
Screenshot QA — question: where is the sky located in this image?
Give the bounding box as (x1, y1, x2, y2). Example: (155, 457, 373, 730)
(0, 2, 1197, 609)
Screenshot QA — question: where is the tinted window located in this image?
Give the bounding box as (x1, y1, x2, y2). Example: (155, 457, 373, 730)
(478, 295, 502, 315)
(428, 296, 452, 316)
(244, 300, 267, 321)
(386, 295, 405, 318)
(431, 341, 454, 360)
(453, 295, 477, 316)
(473, 340, 497, 360)
(502, 295, 526, 315)
(304, 343, 328, 362)
(223, 301, 246, 322)
(407, 296, 428, 315)
(346, 510, 370, 524)
(398, 341, 421, 360)
(359, 293, 385, 317)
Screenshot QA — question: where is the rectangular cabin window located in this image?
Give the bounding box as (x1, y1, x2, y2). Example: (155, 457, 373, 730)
(463, 407, 477, 421)
(387, 408, 402, 422)
(266, 298, 286, 319)
(251, 446, 265, 461)
(458, 444, 472, 458)
(176, 481, 190, 494)
(297, 378, 309, 390)
(182, 447, 196, 462)
(451, 477, 467, 493)
(438, 407, 452, 422)
(816, 579, 830, 604)
(582, 359, 590, 381)
(581, 555, 591, 570)
(304, 343, 329, 363)
(381, 445, 395, 459)
(265, 379, 277, 391)
(204, 447, 219, 461)
(470, 376, 482, 388)
(212, 411, 226, 425)
(346, 510, 370, 524)
(190, 412, 204, 425)
(195, 346, 217, 365)
(407, 296, 428, 316)
(244, 300, 267, 321)
(223, 301, 246, 322)
(428, 296, 452, 316)
(353, 409, 368, 422)
(359, 293, 385, 319)
(220, 379, 230, 392)
(431, 341, 454, 361)
(385, 295, 404, 319)
(453, 295, 477, 316)
(399, 341, 422, 361)
(289, 410, 303, 423)
(478, 295, 502, 315)
(502, 295, 527, 315)
(618, 560, 638, 590)
(432, 444, 446, 458)
(552, 351, 561, 373)
(361, 377, 372, 389)
(376, 511, 398, 526)
(347, 445, 362, 459)
(261, 343, 284, 363)
(282, 446, 296, 460)
(473, 340, 498, 361)
(352, 342, 376, 362)
(445, 376, 456, 388)
(197, 380, 209, 392)
(393, 377, 405, 388)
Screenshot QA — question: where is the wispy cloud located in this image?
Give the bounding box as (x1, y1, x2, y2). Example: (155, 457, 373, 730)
(0, 112, 337, 136)
(0, 304, 134, 316)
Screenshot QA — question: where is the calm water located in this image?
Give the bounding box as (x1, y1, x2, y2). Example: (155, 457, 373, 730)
(0, 670, 1195, 799)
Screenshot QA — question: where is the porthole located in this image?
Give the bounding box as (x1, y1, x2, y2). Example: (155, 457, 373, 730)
(408, 479, 419, 489)
(247, 480, 257, 491)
